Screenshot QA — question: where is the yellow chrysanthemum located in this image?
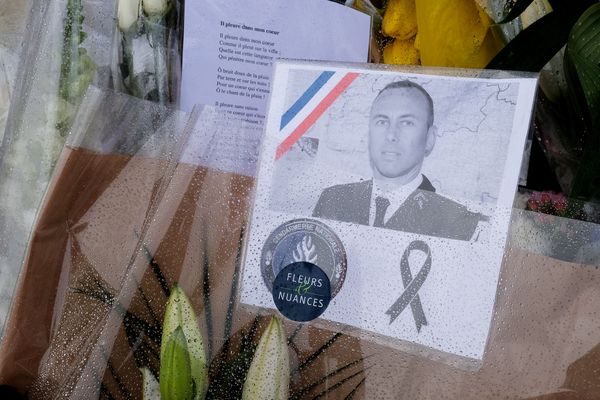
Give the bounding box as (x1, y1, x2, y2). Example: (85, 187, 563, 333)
(383, 37, 420, 65)
(382, 0, 417, 40)
(414, 0, 501, 68)
(380, 0, 502, 68)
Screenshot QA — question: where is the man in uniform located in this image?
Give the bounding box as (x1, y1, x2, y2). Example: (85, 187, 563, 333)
(312, 80, 487, 241)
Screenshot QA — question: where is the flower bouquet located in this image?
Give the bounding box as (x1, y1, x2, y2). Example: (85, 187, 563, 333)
(0, 89, 369, 398)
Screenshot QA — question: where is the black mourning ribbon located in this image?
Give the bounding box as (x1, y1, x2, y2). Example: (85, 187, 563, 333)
(385, 240, 431, 332)
(373, 196, 390, 227)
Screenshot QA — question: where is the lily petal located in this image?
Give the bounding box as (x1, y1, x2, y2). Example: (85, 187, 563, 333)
(140, 367, 160, 400)
(162, 284, 208, 400)
(160, 327, 194, 400)
(242, 316, 290, 400)
(117, 0, 140, 31)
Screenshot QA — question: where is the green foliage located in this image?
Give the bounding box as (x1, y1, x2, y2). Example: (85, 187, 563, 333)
(487, 1, 595, 71)
(565, 4, 600, 200)
(488, 1, 600, 202)
(566, 3, 600, 139)
(57, 0, 96, 136)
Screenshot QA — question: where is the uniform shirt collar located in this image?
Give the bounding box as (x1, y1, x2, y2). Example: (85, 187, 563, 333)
(369, 175, 424, 226)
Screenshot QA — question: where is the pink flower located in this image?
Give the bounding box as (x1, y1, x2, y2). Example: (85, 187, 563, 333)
(554, 199, 567, 212)
(540, 192, 552, 204)
(527, 198, 539, 211)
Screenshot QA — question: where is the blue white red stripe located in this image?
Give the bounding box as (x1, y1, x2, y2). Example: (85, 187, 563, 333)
(276, 71, 359, 160)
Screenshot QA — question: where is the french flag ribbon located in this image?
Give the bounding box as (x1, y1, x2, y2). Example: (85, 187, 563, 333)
(275, 71, 360, 160)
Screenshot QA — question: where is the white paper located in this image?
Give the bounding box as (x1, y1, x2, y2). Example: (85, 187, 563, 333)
(180, 0, 370, 175)
(239, 60, 538, 363)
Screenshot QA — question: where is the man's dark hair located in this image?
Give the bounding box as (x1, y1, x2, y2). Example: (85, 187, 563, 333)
(374, 80, 434, 126)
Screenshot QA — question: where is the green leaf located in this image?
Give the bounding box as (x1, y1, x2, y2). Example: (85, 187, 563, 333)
(487, 5, 589, 71)
(566, 3, 600, 200)
(160, 327, 194, 400)
(566, 3, 600, 137)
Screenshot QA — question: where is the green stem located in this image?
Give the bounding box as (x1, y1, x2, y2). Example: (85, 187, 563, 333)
(146, 17, 169, 104)
(121, 32, 146, 99)
(59, 0, 83, 102)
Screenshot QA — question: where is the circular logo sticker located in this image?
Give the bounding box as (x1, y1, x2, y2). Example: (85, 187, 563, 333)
(272, 262, 331, 322)
(261, 219, 347, 297)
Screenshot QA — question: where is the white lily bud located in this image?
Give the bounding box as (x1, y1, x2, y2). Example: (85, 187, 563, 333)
(161, 327, 194, 400)
(143, 0, 169, 17)
(161, 284, 208, 400)
(242, 316, 290, 400)
(140, 367, 161, 400)
(118, 0, 140, 31)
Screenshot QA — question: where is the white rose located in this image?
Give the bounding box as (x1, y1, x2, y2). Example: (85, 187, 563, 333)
(118, 0, 140, 31)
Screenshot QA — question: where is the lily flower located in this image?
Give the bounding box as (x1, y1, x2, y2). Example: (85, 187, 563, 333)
(161, 284, 208, 400)
(161, 327, 194, 400)
(242, 316, 290, 400)
(140, 367, 161, 400)
(117, 0, 140, 32)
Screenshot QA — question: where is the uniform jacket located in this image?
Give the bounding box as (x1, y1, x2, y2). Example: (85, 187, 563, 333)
(312, 176, 487, 241)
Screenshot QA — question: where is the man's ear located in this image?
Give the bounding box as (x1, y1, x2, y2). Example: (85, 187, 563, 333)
(424, 125, 436, 156)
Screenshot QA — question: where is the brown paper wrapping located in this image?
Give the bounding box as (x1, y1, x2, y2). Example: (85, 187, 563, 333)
(0, 145, 599, 399)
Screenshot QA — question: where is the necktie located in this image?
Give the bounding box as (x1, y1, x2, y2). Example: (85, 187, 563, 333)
(374, 196, 390, 227)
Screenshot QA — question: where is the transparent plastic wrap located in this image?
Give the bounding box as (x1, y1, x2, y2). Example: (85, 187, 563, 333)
(0, 86, 198, 394)
(0, 62, 597, 400)
(0, 0, 31, 142)
(0, 0, 118, 337)
(0, 0, 186, 339)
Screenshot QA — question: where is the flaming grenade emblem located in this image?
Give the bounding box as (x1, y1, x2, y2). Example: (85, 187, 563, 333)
(292, 235, 318, 264)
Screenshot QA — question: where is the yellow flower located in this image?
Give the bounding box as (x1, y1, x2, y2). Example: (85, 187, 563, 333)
(383, 37, 420, 65)
(242, 316, 290, 400)
(381, 0, 502, 68)
(414, 0, 501, 68)
(382, 0, 417, 40)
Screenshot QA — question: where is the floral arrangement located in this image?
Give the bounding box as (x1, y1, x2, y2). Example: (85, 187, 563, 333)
(0, 1, 599, 399)
(525, 191, 586, 221)
(380, 0, 501, 67)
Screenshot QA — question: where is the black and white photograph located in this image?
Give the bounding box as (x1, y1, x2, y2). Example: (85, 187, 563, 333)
(269, 72, 519, 242)
(240, 61, 538, 362)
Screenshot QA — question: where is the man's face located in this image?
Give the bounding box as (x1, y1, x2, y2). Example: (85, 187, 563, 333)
(368, 87, 435, 184)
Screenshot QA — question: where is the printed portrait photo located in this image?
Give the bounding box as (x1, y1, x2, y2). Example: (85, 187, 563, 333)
(241, 62, 537, 362)
(269, 70, 520, 242)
